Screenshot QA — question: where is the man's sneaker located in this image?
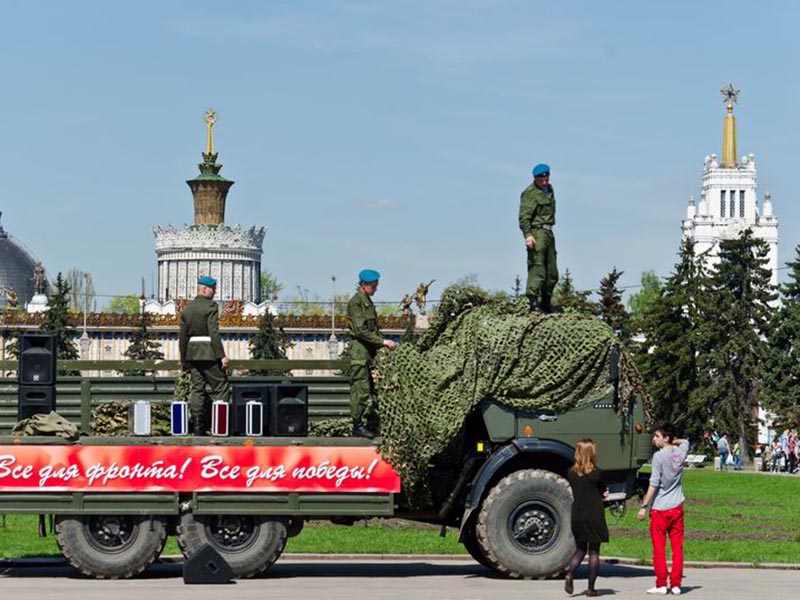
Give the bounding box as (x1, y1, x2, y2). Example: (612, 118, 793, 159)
(646, 587, 668, 595)
(671, 586, 682, 596)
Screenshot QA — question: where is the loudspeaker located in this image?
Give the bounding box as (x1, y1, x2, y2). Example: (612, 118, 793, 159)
(270, 384, 308, 436)
(18, 385, 56, 420)
(182, 543, 234, 584)
(19, 333, 57, 386)
(231, 384, 271, 436)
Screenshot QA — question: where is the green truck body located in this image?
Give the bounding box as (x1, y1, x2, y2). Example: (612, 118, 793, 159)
(0, 357, 651, 580)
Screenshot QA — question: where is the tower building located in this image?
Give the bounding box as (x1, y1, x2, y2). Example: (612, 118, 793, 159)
(154, 110, 266, 303)
(681, 84, 779, 287)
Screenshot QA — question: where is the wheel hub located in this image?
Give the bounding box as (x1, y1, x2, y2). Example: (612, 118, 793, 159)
(509, 503, 557, 552)
(208, 516, 257, 550)
(85, 516, 136, 552)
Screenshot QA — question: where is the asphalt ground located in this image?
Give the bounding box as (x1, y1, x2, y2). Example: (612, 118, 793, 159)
(0, 556, 795, 600)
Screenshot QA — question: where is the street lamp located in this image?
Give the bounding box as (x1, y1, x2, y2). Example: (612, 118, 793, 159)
(79, 273, 91, 359)
(327, 275, 338, 360)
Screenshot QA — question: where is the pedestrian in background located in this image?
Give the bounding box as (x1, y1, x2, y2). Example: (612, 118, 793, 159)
(638, 423, 690, 596)
(717, 433, 730, 470)
(564, 439, 609, 597)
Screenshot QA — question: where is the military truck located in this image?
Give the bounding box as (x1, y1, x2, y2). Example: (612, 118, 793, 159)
(0, 348, 650, 581)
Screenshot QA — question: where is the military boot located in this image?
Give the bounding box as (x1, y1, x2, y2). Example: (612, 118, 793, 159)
(528, 297, 542, 313)
(193, 415, 206, 436)
(541, 294, 552, 314)
(352, 420, 377, 439)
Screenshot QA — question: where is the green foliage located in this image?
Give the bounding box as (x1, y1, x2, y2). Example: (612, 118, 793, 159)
(636, 239, 708, 437)
(260, 270, 284, 302)
(598, 267, 630, 339)
(121, 310, 164, 376)
(65, 268, 95, 312)
(694, 229, 776, 456)
(761, 243, 800, 428)
(553, 269, 596, 314)
(627, 270, 663, 333)
(108, 294, 141, 314)
(40, 272, 78, 361)
(249, 310, 294, 375)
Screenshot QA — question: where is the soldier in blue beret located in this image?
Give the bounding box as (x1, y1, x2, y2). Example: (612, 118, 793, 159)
(346, 269, 396, 438)
(519, 163, 559, 312)
(179, 275, 230, 434)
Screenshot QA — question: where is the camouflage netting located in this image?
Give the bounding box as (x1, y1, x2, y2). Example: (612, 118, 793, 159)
(371, 286, 646, 506)
(92, 401, 173, 436)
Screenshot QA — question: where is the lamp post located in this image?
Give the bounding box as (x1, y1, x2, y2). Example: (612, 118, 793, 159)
(79, 273, 91, 359)
(327, 275, 338, 360)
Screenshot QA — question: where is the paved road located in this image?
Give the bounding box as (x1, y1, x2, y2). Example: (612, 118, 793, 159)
(0, 558, 793, 600)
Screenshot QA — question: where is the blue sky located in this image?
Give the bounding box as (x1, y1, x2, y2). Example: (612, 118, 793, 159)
(2, 1, 799, 305)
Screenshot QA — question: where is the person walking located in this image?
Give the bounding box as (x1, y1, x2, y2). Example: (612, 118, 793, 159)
(518, 163, 558, 313)
(564, 439, 609, 597)
(717, 434, 730, 471)
(178, 275, 230, 435)
(638, 423, 690, 595)
(345, 269, 396, 438)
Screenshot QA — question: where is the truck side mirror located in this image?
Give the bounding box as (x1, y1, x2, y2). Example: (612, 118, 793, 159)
(609, 346, 620, 384)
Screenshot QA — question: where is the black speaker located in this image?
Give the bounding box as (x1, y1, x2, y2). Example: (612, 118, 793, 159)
(231, 383, 271, 436)
(19, 333, 56, 385)
(182, 543, 234, 584)
(270, 384, 308, 436)
(18, 385, 56, 420)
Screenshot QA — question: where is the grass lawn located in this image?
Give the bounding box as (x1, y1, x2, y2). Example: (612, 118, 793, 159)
(2, 469, 798, 563)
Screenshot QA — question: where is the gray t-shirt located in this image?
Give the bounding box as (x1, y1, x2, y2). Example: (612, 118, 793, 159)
(649, 440, 689, 511)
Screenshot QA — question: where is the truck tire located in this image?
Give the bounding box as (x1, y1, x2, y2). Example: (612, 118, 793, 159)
(475, 469, 574, 579)
(176, 513, 287, 578)
(461, 523, 491, 568)
(54, 514, 167, 579)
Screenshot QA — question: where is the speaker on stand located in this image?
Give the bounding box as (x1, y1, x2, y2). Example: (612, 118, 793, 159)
(17, 333, 57, 420)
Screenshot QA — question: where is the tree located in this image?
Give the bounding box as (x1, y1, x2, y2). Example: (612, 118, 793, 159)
(108, 295, 141, 314)
(553, 269, 596, 315)
(66, 268, 95, 312)
(249, 311, 294, 375)
(627, 270, 663, 334)
(694, 229, 776, 462)
(636, 239, 708, 438)
(260, 270, 284, 302)
(598, 267, 629, 339)
(41, 273, 79, 362)
(761, 243, 800, 428)
(122, 309, 164, 376)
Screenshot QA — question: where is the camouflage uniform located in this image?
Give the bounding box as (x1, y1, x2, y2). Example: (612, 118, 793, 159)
(178, 295, 230, 432)
(519, 182, 558, 309)
(346, 289, 384, 423)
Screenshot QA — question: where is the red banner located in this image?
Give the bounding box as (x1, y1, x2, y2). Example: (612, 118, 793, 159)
(0, 445, 401, 493)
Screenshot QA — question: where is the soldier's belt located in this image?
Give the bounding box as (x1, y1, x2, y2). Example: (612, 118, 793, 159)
(189, 336, 212, 342)
(533, 224, 553, 231)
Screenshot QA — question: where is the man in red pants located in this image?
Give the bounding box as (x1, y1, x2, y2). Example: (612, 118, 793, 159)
(637, 423, 689, 595)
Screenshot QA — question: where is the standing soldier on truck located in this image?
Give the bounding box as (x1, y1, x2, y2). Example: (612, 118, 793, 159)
(519, 162, 559, 313)
(346, 269, 396, 438)
(179, 275, 230, 435)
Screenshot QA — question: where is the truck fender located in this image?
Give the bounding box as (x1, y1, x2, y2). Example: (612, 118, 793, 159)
(458, 438, 574, 540)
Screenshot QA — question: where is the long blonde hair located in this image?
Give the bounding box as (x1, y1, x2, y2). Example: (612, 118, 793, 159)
(571, 439, 599, 476)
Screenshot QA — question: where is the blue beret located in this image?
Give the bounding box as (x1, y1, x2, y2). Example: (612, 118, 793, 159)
(198, 276, 217, 287)
(532, 163, 551, 176)
(358, 269, 381, 283)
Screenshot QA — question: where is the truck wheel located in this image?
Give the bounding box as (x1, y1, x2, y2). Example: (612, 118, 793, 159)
(54, 515, 167, 579)
(177, 513, 287, 578)
(461, 523, 491, 568)
(476, 469, 574, 579)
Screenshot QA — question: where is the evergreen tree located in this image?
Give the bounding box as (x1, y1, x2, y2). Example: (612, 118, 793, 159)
(122, 307, 164, 376)
(598, 267, 629, 339)
(636, 239, 708, 437)
(249, 310, 293, 376)
(41, 273, 79, 362)
(627, 270, 663, 334)
(553, 269, 596, 315)
(694, 229, 775, 462)
(762, 243, 800, 427)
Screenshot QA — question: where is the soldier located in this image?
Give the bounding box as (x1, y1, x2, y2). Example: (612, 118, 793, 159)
(179, 276, 230, 435)
(346, 269, 396, 438)
(519, 162, 559, 313)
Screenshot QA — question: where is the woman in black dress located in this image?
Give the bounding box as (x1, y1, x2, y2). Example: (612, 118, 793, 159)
(564, 439, 609, 597)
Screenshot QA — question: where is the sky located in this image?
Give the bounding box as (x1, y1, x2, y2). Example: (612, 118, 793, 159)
(2, 0, 799, 307)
